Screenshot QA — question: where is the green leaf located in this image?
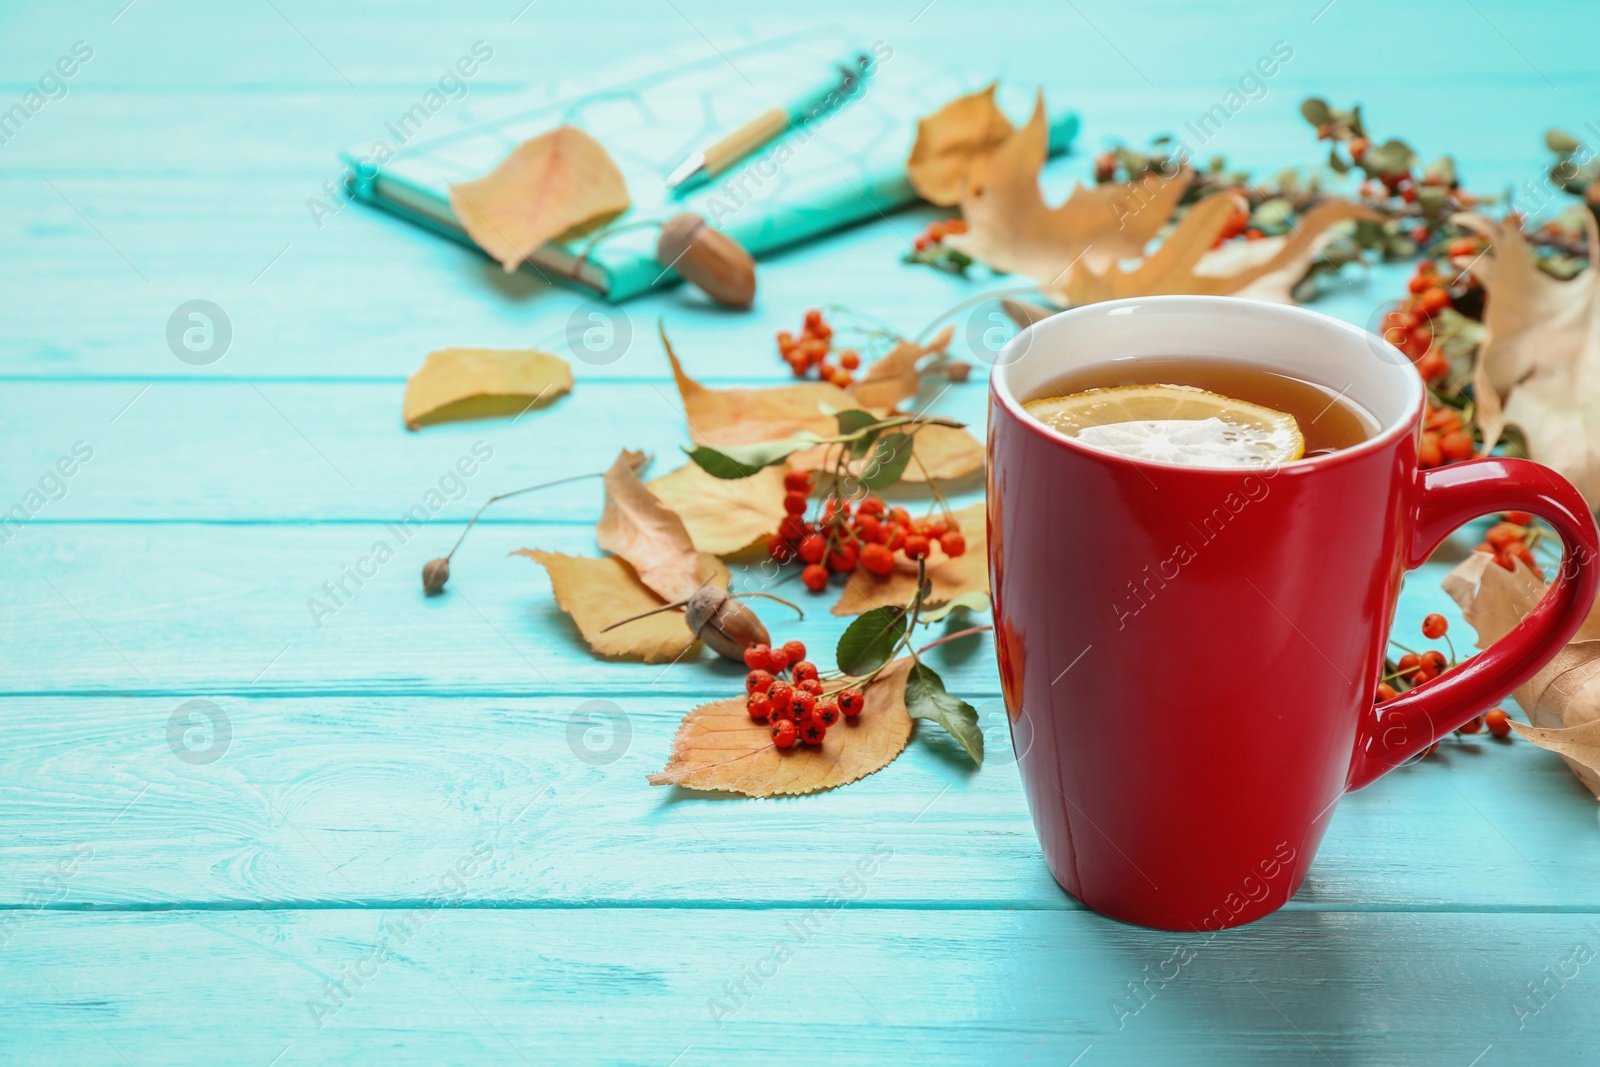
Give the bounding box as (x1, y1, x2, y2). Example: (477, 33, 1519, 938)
(1299, 97, 1331, 127)
(1250, 198, 1296, 234)
(1327, 146, 1349, 175)
(1349, 104, 1365, 137)
(1361, 138, 1416, 177)
(684, 435, 817, 479)
(836, 606, 907, 676)
(918, 591, 992, 625)
(904, 663, 983, 766)
(861, 433, 915, 490)
(1422, 155, 1456, 187)
(834, 409, 880, 436)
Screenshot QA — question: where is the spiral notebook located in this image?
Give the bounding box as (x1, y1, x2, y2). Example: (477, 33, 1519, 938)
(344, 27, 1079, 302)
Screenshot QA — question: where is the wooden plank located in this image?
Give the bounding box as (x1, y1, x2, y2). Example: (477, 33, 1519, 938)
(3, 908, 1597, 1064)
(1, 680, 1595, 911)
(0, 520, 1488, 697)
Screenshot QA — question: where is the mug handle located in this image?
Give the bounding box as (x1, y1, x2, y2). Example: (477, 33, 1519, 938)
(1347, 457, 1600, 791)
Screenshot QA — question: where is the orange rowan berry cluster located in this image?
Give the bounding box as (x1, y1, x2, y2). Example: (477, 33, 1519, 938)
(1372, 600, 1514, 755)
(911, 217, 967, 253)
(742, 639, 865, 750)
(1476, 511, 1544, 579)
(776, 308, 858, 386)
(769, 470, 965, 594)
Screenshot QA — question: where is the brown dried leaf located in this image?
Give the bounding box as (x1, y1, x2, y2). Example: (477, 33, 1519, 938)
(647, 658, 915, 796)
(402, 348, 572, 430)
(595, 450, 701, 602)
(516, 549, 728, 662)
(448, 126, 630, 272)
(848, 325, 954, 410)
(946, 93, 1193, 284)
(834, 503, 989, 616)
(906, 83, 1016, 206)
(1442, 550, 1600, 796)
(647, 462, 787, 556)
(666, 334, 982, 483)
(1454, 211, 1600, 503)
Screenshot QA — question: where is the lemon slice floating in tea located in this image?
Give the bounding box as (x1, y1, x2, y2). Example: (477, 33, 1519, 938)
(1024, 384, 1305, 468)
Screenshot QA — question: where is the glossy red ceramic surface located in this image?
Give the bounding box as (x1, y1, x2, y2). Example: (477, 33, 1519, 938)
(987, 298, 1599, 931)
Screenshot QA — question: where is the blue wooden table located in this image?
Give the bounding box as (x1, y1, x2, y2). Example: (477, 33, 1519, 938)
(5, 1, 1599, 1062)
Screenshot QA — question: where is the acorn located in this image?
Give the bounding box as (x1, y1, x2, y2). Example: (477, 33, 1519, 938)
(422, 557, 451, 594)
(600, 584, 801, 662)
(656, 213, 756, 309)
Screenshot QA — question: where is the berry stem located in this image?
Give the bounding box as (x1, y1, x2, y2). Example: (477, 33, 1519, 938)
(914, 625, 994, 656)
(444, 471, 605, 563)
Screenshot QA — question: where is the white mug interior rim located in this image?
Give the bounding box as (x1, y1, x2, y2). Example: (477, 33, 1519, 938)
(990, 296, 1424, 471)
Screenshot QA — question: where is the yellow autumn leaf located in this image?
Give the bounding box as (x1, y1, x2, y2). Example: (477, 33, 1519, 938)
(906, 83, 1016, 206)
(595, 449, 702, 602)
(516, 549, 728, 662)
(648, 658, 915, 796)
(847, 325, 954, 410)
(448, 126, 630, 272)
(648, 462, 787, 557)
(833, 503, 989, 616)
(664, 330, 982, 483)
(1455, 211, 1600, 503)
(1442, 549, 1600, 797)
(403, 347, 572, 430)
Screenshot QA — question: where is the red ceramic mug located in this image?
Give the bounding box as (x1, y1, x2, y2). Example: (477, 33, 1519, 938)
(987, 295, 1599, 931)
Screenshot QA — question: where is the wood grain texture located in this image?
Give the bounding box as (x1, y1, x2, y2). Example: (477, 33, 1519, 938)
(9, 0, 1600, 1061)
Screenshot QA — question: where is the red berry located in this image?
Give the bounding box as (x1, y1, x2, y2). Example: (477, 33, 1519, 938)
(1439, 430, 1473, 462)
(782, 639, 806, 664)
(939, 532, 967, 558)
(1485, 522, 1523, 550)
(1417, 286, 1450, 315)
(777, 516, 808, 542)
(797, 678, 822, 696)
(766, 647, 789, 672)
(838, 688, 865, 717)
(745, 669, 773, 694)
(839, 349, 860, 370)
(855, 514, 884, 542)
(1458, 714, 1483, 735)
(771, 719, 798, 748)
(902, 534, 931, 560)
(1396, 653, 1421, 681)
(1375, 682, 1398, 703)
(861, 542, 896, 576)
(802, 564, 829, 592)
(743, 643, 771, 670)
(747, 693, 772, 720)
(783, 469, 812, 493)
(1494, 549, 1518, 572)
(815, 699, 841, 727)
(798, 533, 827, 564)
(889, 506, 911, 526)
(919, 517, 950, 539)
(784, 492, 809, 516)
(882, 523, 906, 552)
(1504, 511, 1532, 525)
(827, 545, 858, 573)
(857, 497, 886, 518)
(792, 690, 817, 717)
(1421, 650, 1447, 675)
(792, 660, 819, 683)
(1484, 707, 1512, 738)
(767, 681, 794, 712)
(1418, 433, 1442, 469)
(799, 717, 827, 745)
(1421, 613, 1448, 640)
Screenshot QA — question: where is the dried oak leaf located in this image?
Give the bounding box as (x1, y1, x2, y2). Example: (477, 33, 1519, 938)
(906, 83, 1016, 206)
(596, 449, 701, 602)
(647, 461, 787, 557)
(516, 549, 728, 662)
(1442, 549, 1600, 797)
(833, 502, 989, 616)
(1455, 211, 1600, 503)
(448, 126, 630, 272)
(848, 325, 955, 410)
(1050, 191, 1377, 308)
(945, 92, 1192, 285)
(665, 333, 982, 483)
(647, 658, 915, 796)
(403, 347, 573, 429)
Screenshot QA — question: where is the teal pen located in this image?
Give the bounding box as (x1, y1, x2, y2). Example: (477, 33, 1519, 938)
(665, 49, 878, 194)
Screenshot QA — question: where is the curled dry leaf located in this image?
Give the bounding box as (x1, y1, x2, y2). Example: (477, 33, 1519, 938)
(1454, 211, 1600, 502)
(516, 549, 729, 662)
(834, 502, 989, 616)
(664, 329, 982, 483)
(1442, 549, 1600, 797)
(403, 347, 573, 430)
(448, 126, 630, 272)
(906, 83, 1016, 206)
(595, 449, 702, 602)
(848, 325, 955, 410)
(647, 462, 787, 556)
(647, 658, 915, 796)
(945, 93, 1192, 285)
